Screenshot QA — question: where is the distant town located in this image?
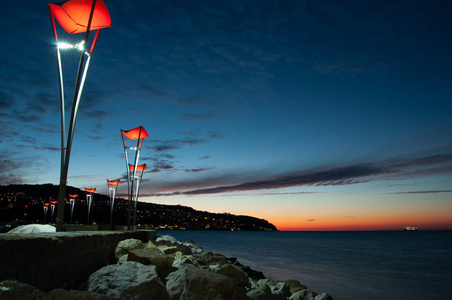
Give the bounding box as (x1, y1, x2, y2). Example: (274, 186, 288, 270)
(0, 184, 277, 231)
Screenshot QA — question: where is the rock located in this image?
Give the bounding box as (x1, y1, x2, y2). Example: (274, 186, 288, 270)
(88, 261, 158, 298)
(115, 238, 144, 260)
(285, 279, 307, 294)
(44, 289, 114, 300)
(246, 283, 273, 300)
(268, 281, 291, 299)
(157, 245, 179, 254)
(242, 265, 266, 280)
(314, 292, 333, 300)
(7, 224, 56, 234)
(165, 264, 247, 300)
(118, 254, 129, 264)
(0, 279, 44, 300)
(128, 248, 174, 272)
(289, 289, 318, 300)
(215, 264, 249, 287)
(172, 257, 196, 268)
(120, 278, 170, 300)
(155, 235, 178, 245)
(143, 240, 157, 248)
(157, 243, 191, 256)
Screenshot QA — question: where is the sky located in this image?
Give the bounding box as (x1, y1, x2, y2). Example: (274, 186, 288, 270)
(1, 0, 451, 231)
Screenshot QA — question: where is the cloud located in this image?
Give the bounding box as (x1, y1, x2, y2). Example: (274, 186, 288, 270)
(146, 131, 224, 172)
(147, 152, 452, 196)
(389, 190, 452, 194)
(307, 219, 316, 222)
(184, 167, 214, 173)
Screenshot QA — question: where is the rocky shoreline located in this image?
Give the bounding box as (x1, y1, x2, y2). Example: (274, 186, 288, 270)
(0, 233, 333, 300)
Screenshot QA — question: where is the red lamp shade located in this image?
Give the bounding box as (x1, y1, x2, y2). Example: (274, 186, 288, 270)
(85, 188, 96, 193)
(50, 201, 58, 204)
(107, 179, 121, 185)
(129, 163, 147, 171)
(43, 203, 50, 206)
(121, 126, 149, 139)
(69, 194, 78, 198)
(48, 0, 111, 34)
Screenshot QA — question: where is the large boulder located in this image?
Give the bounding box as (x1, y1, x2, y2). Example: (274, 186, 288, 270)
(88, 261, 158, 298)
(115, 238, 144, 260)
(246, 283, 273, 300)
(215, 264, 249, 287)
(128, 248, 174, 272)
(285, 279, 307, 294)
(120, 278, 170, 300)
(165, 264, 247, 300)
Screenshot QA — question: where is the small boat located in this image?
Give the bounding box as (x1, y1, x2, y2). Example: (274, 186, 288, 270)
(403, 226, 418, 231)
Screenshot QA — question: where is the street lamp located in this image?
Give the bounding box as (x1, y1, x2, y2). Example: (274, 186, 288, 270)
(106, 179, 121, 227)
(121, 126, 149, 229)
(49, 0, 111, 231)
(85, 188, 96, 225)
(128, 163, 147, 227)
(43, 203, 50, 223)
(50, 201, 58, 223)
(69, 194, 78, 224)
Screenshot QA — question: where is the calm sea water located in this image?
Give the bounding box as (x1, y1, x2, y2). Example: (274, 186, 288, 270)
(156, 230, 452, 300)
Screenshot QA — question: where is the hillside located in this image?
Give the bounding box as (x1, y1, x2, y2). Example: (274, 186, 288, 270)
(0, 184, 277, 231)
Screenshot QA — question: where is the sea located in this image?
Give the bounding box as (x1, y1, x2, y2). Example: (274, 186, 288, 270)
(156, 230, 452, 300)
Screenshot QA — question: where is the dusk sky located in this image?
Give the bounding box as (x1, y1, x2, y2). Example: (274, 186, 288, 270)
(1, 0, 451, 230)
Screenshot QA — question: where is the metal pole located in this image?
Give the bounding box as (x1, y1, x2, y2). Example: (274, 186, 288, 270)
(55, 0, 98, 231)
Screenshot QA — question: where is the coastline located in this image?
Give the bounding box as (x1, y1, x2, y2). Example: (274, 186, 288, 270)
(0, 229, 333, 299)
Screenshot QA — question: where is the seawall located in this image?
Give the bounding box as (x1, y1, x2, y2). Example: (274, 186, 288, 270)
(0, 230, 156, 291)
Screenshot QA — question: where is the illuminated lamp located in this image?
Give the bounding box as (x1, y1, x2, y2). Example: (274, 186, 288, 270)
(43, 203, 50, 223)
(85, 188, 96, 225)
(128, 163, 147, 227)
(48, 0, 111, 34)
(50, 201, 58, 224)
(121, 126, 149, 229)
(107, 179, 121, 227)
(49, 0, 111, 231)
(69, 194, 78, 224)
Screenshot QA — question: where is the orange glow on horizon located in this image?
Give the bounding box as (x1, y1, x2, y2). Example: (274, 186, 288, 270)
(271, 215, 452, 231)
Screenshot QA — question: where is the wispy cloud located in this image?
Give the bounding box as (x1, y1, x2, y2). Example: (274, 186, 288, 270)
(389, 190, 452, 194)
(147, 152, 452, 196)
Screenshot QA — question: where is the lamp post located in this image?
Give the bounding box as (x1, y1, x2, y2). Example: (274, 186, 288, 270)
(43, 203, 50, 223)
(107, 179, 121, 227)
(128, 164, 147, 227)
(50, 201, 58, 223)
(49, 0, 111, 231)
(69, 194, 78, 224)
(85, 188, 96, 225)
(121, 126, 149, 229)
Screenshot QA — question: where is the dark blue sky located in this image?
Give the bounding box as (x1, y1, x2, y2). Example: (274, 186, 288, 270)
(1, 0, 451, 229)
